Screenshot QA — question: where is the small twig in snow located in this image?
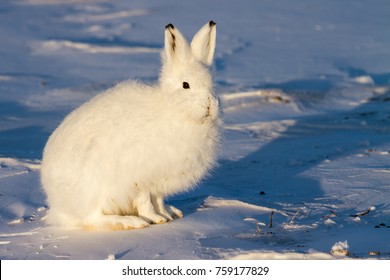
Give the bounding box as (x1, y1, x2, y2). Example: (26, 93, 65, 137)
(256, 222, 262, 233)
(323, 210, 337, 219)
(289, 211, 300, 224)
(350, 206, 375, 217)
(269, 211, 275, 228)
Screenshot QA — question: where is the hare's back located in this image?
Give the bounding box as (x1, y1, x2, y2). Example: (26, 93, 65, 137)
(43, 81, 157, 162)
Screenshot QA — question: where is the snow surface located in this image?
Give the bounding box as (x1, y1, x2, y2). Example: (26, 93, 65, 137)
(1, 0, 390, 260)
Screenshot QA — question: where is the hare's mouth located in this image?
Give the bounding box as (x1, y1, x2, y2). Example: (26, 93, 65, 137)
(205, 104, 211, 118)
(201, 98, 212, 124)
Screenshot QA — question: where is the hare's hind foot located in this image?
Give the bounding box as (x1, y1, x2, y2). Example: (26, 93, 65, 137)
(84, 214, 150, 231)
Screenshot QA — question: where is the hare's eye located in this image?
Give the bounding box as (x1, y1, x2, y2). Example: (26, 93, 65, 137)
(182, 82, 190, 89)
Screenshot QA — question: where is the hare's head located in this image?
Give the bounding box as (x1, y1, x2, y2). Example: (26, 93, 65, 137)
(159, 21, 218, 123)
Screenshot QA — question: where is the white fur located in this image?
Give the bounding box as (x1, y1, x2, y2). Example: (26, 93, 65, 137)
(41, 22, 221, 230)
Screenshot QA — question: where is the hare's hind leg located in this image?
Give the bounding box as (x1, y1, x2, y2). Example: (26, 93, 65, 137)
(84, 214, 150, 231)
(151, 195, 183, 220)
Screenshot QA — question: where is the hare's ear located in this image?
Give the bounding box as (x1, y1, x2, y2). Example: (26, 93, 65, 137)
(164, 24, 190, 64)
(191, 21, 216, 66)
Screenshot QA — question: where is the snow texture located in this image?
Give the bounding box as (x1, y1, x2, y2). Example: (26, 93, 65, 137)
(1, 0, 390, 259)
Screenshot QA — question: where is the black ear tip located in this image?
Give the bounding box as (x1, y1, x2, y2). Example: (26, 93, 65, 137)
(165, 23, 175, 30)
(209, 21, 216, 27)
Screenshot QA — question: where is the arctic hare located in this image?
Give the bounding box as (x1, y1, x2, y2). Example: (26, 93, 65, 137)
(41, 21, 221, 230)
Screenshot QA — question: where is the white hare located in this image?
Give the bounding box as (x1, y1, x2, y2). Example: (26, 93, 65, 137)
(41, 21, 221, 230)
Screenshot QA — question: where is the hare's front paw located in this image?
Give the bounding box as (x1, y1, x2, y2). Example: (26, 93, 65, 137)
(135, 192, 183, 224)
(165, 205, 183, 219)
(135, 192, 168, 224)
(151, 195, 183, 221)
(143, 205, 182, 223)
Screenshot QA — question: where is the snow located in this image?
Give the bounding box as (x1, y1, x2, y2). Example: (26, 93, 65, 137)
(330, 240, 350, 256)
(1, 0, 390, 260)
